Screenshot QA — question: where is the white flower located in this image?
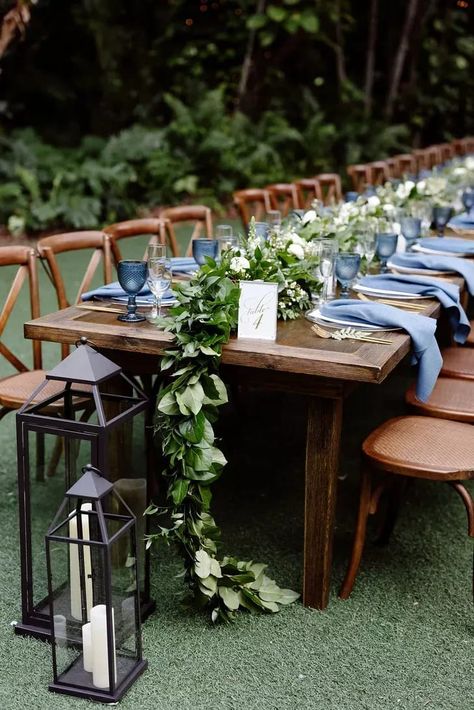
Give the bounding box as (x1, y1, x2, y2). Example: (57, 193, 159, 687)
(367, 195, 380, 207)
(382, 203, 395, 213)
(417, 180, 426, 193)
(396, 183, 407, 199)
(287, 243, 305, 260)
(290, 233, 306, 247)
(229, 256, 250, 274)
(465, 157, 474, 171)
(392, 221, 401, 235)
(453, 167, 467, 176)
(302, 210, 317, 225)
(404, 180, 415, 192)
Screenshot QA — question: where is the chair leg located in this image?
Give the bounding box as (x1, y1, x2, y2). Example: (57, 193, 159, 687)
(375, 478, 406, 546)
(339, 465, 373, 600)
(448, 481, 474, 537)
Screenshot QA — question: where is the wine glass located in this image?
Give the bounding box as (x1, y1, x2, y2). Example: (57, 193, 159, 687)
(317, 239, 337, 305)
(345, 191, 359, 203)
(335, 253, 361, 298)
(432, 206, 453, 237)
(216, 224, 233, 240)
(362, 232, 376, 271)
(192, 239, 218, 265)
(216, 225, 236, 256)
(267, 210, 282, 234)
(146, 258, 172, 324)
(117, 260, 147, 323)
(147, 244, 166, 260)
(376, 233, 398, 273)
(400, 217, 421, 251)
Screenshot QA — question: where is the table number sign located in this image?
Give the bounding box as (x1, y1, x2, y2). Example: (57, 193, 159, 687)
(238, 281, 278, 340)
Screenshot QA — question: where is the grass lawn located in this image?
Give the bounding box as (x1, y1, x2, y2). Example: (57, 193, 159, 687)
(0, 234, 471, 709)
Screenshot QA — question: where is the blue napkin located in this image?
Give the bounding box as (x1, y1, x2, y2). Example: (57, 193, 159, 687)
(449, 212, 474, 228)
(389, 252, 474, 295)
(81, 281, 174, 302)
(170, 257, 198, 273)
(418, 237, 474, 254)
(357, 274, 469, 343)
(320, 299, 442, 401)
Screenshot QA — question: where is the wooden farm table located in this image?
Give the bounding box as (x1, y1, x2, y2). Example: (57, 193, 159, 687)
(24, 297, 444, 610)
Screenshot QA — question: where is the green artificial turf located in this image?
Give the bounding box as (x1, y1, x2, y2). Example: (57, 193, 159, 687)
(0, 240, 472, 710)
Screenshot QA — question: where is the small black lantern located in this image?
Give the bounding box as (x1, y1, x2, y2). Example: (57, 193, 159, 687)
(46, 464, 147, 703)
(15, 339, 154, 640)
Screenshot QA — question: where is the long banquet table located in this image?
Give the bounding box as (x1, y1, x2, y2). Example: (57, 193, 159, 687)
(24, 296, 445, 610)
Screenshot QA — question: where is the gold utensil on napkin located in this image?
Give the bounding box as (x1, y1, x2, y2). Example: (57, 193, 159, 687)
(357, 292, 425, 311)
(311, 323, 392, 344)
(76, 303, 127, 315)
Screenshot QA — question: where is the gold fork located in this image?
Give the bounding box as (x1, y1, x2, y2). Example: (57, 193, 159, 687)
(311, 323, 393, 344)
(357, 292, 425, 311)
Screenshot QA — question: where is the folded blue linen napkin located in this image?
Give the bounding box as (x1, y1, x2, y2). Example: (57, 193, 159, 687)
(449, 212, 474, 228)
(81, 281, 174, 302)
(358, 274, 470, 343)
(389, 252, 474, 295)
(320, 299, 442, 401)
(170, 257, 198, 273)
(418, 237, 474, 254)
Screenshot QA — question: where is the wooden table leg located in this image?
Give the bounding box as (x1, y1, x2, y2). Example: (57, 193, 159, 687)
(303, 395, 343, 609)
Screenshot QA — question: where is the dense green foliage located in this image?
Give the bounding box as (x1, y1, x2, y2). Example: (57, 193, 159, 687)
(0, 0, 472, 231)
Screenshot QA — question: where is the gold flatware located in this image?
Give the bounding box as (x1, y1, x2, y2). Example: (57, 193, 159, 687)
(76, 303, 126, 315)
(311, 323, 393, 345)
(356, 292, 425, 311)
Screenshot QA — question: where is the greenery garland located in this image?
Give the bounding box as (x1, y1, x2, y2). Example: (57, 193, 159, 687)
(147, 252, 299, 622)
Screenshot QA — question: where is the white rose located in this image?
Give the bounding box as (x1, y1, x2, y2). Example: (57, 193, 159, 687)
(287, 243, 305, 260)
(465, 157, 474, 171)
(417, 180, 426, 193)
(302, 210, 317, 225)
(404, 180, 415, 192)
(396, 184, 407, 199)
(229, 256, 250, 274)
(367, 195, 380, 207)
(383, 203, 395, 213)
(290, 233, 306, 247)
(453, 167, 466, 176)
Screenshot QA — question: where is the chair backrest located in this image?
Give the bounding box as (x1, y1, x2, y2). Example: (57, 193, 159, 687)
(159, 205, 213, 257)
(413, 148, 439, 172)
(315, 173, 343, 204)
(104, 218, 168, 264)
(347, 164, 371, 192)
(367, 161, 390, 186)
(437, 143, 455, 163)
(294, 179, 323, 210)
(233, 188, 272, 230)
(392, 153, 417, 177)
(0, 245, 41, 374)
(451, 137, 474, 156)
(266, 183, 301, 215)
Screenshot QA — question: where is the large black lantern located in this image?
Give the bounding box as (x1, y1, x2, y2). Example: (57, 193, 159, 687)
(46, 464, 147, 703)
(15, 340, 154, 640)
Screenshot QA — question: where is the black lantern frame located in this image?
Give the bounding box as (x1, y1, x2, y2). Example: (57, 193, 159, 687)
(45, 464, 147, 703)
(15, 341, 154, 640)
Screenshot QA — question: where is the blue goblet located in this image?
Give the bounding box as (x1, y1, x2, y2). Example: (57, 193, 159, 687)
(117, 260, 147, 323)
(252, 222, 270, 242)
(345, 191, 359, 203)
(376, 233, 398, 272)
(462, 188, 474, 215)
(335, 252, 361, 297)
(432, 206, 453, 237)
(192, 239, 218, 266)
(400, 217, 421, 252)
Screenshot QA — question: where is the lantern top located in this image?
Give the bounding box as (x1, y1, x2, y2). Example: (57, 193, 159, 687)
(46, 342, 121, 385)
(66, 464, 114, 500)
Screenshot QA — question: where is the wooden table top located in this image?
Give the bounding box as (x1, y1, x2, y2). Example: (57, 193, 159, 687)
(24, 296, 443, 385)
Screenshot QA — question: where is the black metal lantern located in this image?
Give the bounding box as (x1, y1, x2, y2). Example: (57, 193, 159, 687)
(15, 339, 154, 640)
(46, 464, 147, 703)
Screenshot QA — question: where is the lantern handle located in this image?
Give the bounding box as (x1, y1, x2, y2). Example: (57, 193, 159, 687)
(81, 463, 104, 477)
(75, 336, 98, 349)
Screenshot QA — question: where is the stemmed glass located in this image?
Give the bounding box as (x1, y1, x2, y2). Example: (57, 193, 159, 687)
(216, 224, 233, 240)
(117, 260, 147, 323)
(146, 258, 172, 324)
(317, 239, 337, 305)
(335, 253, 361, 298)
(376, 233, 398, 273)
(216, 225, 237, 256)
(267, 210, 282, 234)
(253, 222, 269, 241)
(400, 217, 421, 251)
(462, 188, 474, 216)
(432, 206, 454, 237)
(192, 239, 219, 265)
(147, 244, 166, 260)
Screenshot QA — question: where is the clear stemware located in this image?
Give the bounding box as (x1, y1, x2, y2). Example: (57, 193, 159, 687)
(146, 258, 172, 324)
(117, 260, 147, 323)
(147, 244, 166, 261)
(267, 210, 282, 234)
(317, 239, 337, 305)
(335, 252, 361, 298)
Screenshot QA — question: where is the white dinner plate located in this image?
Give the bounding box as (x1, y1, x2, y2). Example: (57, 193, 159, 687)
(412, 244, 472, 257)
(352, 284, 432, 300)
(109, 296, 178, 307)
(306, 309, 402, 332)
(386, 261, 454, 277)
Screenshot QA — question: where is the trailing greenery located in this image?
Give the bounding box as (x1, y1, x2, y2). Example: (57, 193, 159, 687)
(147, 253, 299, 622)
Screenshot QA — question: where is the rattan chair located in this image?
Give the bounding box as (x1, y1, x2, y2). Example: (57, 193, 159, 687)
(266, 183, 301, 215)
(405, 378, 474, 423)
(438, 347, 474, 380)
(159, 205, 213, 257)
(339, 415, 474, 600)
(233, 188, 273, 230)
(104, 218, 168, 263)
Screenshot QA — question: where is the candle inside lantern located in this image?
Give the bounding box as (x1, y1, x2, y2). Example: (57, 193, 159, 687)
(90, 604, 117, 689)
(69, 503, 93, 621)
(82, 622, 93, 672)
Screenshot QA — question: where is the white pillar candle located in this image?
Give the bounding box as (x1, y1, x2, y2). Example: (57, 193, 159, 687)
(90, 604, 117, 690)
(69, 503, 93, 621)
(53, 614, 66, 648)
(82, 622, 93, 672)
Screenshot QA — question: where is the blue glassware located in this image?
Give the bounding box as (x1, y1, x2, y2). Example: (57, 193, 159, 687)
(376, 233, 398, 272)
(400, 217, 421, 251)
(192, 239, 218, 265)
(462, 188, 474, 215)
(335, 252, 361, 297)
(345, 191, 359, 202)
(252, 222, 270, 241)
(432, 206, 454, 237)
(117, 260, 147, 323)
(363, 185, 377, 197)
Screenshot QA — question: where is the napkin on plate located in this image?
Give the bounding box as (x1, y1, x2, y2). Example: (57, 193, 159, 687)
(388, 252, 474, 295)
(320, 299, 442, 401)
(449, 212, 474, 229)
(81, 281, 174, 303)
(418, 237, 474, 254)
(170, 257, 198, 274)
(357, 274, 470, 343)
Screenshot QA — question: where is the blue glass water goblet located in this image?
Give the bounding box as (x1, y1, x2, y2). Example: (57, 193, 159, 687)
(400, 217, 421, 252)
(462, 188, 474, 215)
(432, 206, 453, 237)
(192, 239, 218, 266)
(376, 233, 398, 272)
(345, 191, 359, 202)
(117, 260, 147, 323)
(335, 252, 361, 298)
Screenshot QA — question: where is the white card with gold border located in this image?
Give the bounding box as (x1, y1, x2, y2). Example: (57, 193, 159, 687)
(237, 281, 278, 341)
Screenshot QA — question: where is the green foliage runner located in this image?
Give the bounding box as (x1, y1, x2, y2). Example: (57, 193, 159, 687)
(146, 255, 299, 622)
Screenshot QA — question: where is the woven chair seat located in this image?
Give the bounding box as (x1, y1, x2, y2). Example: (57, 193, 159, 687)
(440, 347, 474, 379)
(405, 378, 474, 423)
(363, 416, 474, 479)
(0, 370, 89, 410)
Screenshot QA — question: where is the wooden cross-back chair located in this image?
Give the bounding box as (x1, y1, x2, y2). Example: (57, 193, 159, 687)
(392, 154, 417, 177)
(451, 137, 474, 156)
(159, 205, 213, 257)
(315, 173, 343, 205)
(104, 218, 168, 264)
(367, 161, 390, 186)
(294, 178, 323, 210)
(266, 183, 301, 215)
(437, 143, 455, 163)
(347, 164, 372, 193)
(233, 188, 272, 230)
